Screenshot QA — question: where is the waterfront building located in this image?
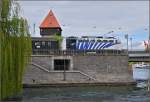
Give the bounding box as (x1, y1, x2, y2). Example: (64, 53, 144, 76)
(39, 10, 62, 36)
(32, 10, 62, 51)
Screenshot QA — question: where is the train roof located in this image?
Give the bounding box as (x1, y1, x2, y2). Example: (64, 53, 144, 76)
(67, 36, 117, 39)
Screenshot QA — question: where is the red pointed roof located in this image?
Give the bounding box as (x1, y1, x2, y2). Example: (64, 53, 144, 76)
(40, 10, 61, 28)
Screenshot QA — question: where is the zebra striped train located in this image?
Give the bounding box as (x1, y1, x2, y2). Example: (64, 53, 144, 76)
(66, 36, 121, 50)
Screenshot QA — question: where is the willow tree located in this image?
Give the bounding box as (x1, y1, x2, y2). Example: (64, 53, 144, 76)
(0, 0, 32, 100)
(54, 34, 63, 49)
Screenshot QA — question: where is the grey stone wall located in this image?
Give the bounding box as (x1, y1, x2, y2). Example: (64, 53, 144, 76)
(73, 55, 133, 82)
(31, 56, 53, 71)
(73, 55, 128, 74)
(23, 55, 134, 84)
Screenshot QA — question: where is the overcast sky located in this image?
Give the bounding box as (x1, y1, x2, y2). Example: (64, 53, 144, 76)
(18, 1, 149, 50)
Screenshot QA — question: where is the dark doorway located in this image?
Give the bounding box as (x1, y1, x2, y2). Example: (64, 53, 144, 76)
(54, 59, 70, 70)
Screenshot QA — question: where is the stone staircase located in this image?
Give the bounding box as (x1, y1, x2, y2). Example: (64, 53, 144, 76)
(23, 63, 97, 84)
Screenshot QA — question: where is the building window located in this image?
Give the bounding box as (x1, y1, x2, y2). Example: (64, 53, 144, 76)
(42, 41, 45, 46)
(40, 29, 43, 32)
(35, 41, 41, 48)
(103, 40, 108, 42)
(48, 42, 51, 47)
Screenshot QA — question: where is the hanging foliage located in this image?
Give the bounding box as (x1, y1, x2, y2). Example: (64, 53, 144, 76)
(0, 0, 32, 100)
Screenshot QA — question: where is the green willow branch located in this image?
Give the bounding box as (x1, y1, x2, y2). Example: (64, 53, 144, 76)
(0, 0, 32, 100)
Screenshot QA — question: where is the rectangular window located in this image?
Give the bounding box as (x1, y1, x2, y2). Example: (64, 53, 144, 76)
(42, 41, 45, 46)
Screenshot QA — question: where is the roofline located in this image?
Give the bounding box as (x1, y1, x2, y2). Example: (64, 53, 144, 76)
(39, 27, 61, 28)
(39, 10, 61, 28)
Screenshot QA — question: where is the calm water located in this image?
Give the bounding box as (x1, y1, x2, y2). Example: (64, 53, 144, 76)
(5, 86, 150, 102)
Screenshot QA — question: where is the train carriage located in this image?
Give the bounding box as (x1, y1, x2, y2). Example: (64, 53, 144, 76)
(66, 36, 121, 50)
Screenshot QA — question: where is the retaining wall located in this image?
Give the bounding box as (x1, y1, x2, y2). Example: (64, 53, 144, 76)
(23, 54, 134, 85)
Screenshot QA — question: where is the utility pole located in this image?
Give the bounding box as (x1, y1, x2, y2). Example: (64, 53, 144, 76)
(125, 34, 129, 54)
(149, 29, 150, 51)
(130, 37, 132, 51)
(33, 23, 36, 35)
(148, 27, 150, 91)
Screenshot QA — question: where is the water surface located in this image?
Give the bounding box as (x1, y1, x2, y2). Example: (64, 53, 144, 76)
(7, 86, 150, 102)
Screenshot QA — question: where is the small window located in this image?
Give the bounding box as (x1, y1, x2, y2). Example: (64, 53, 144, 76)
(103, 40, 108, 42)
(42, 41, 45, 46)
(48, 42, 51, 46)
(91, 40, 95, 42)
(40, 29, 43, 32)
(109, 40, 114, 42)
(97, 40, 102, 42)
(35, 41, 41, 49)
(36, 45, 40, 48)
(35, 42, 40, 46)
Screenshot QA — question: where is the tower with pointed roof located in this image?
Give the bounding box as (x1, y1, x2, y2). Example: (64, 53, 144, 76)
(39, 10, 62, 37)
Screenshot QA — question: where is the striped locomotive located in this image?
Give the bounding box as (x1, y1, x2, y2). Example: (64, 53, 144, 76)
(66, 36, 120, 50)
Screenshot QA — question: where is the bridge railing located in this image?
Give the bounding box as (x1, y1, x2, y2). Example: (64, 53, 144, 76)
(129, 56, 150, 62)
(128, 50, 150, 54)
(32, 49, 127, 56)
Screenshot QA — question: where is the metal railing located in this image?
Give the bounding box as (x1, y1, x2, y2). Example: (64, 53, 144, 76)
(128, 50, 149, 54)
(129, 57, 150, 62)
(32, 49, 127, 56)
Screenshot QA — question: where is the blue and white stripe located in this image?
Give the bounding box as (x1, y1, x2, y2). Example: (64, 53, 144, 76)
(76, 41, 114, 50)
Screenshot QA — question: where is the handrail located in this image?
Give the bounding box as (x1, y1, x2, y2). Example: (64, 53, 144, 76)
(31, 62, 50, 72)
(77, 71, 97, 81)
(129, 51, 149, 54)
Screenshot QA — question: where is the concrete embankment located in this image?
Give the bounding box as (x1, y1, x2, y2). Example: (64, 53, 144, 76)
(23, 54, 135, 86)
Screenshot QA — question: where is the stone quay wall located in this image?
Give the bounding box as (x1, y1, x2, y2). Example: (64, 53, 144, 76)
(23, 54, 134, 85)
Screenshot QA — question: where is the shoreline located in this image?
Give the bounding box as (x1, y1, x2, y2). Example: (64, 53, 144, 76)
(23, 82, 136, 88)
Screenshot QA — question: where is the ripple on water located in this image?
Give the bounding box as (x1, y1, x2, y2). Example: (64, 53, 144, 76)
(21, 86, 150, 102)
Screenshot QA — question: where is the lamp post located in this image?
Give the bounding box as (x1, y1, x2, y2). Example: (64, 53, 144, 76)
(130, 37, 132, 51)
(149, 29, 150, 52)
(148, 28, 150, 91)
(63, 59, 66, 81)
